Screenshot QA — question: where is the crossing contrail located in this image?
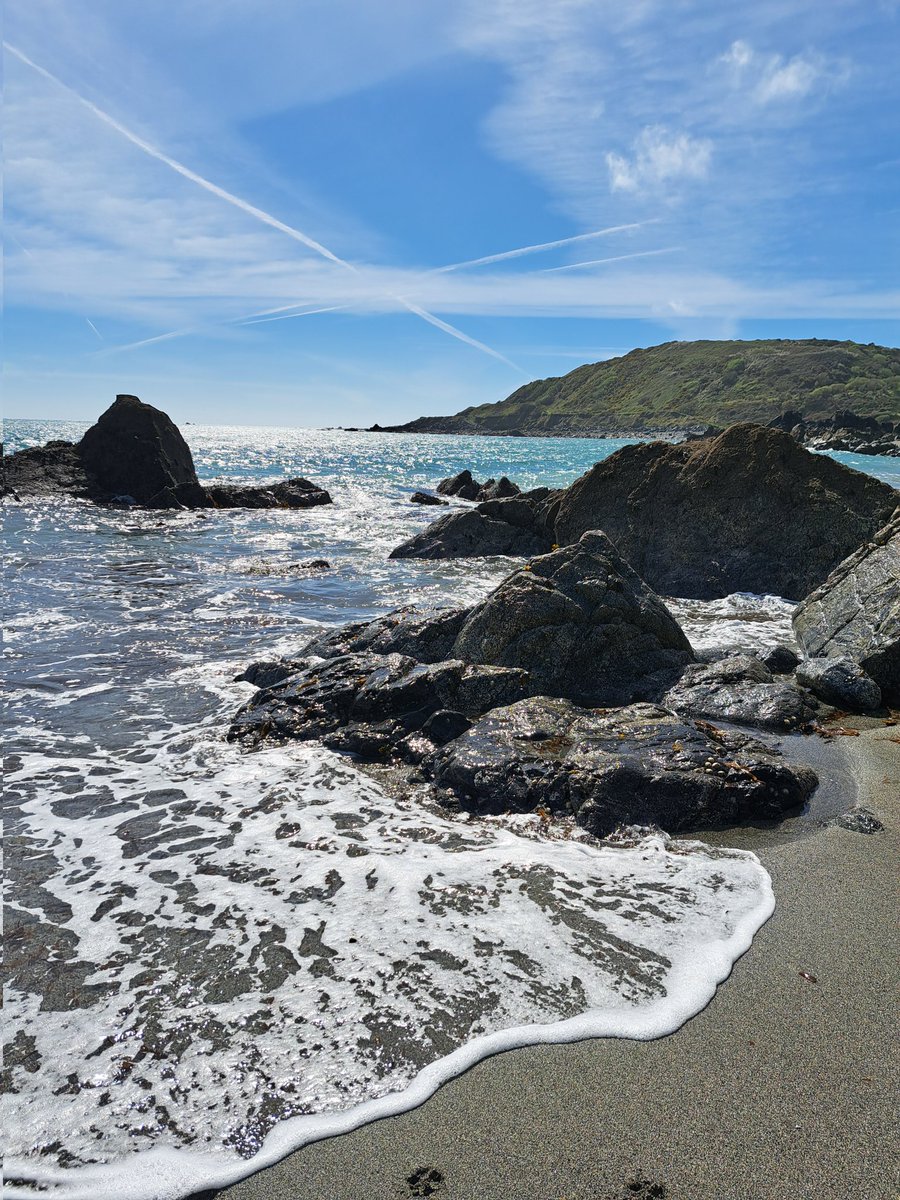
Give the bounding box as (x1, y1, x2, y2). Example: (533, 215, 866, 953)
(94, 305, 350, 356)
(7, 41, 521, 370)
(431, 221, 659, 274)
(541, 247, 680, 272)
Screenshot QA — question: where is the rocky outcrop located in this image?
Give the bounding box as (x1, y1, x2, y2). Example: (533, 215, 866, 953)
(551, 425, 897, 600)
(2, 441, 92, 499)
(450, 532, 694, 706)
(78, 395, 208, 507)
(426, 697, 818, 836)
(3, 396, 333, 511)
(228, 651, 529, 759)
(792, 509, 900, 703)
(769, 410, 900, 457)
(436, 470, 521, 501)
(205, 479, 331, 509)
(662, 654, 818, 731)
(794, 658, 882, 712)
(392, 424, 897, 600)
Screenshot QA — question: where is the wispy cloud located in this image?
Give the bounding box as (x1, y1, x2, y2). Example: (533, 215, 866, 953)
(6, 39, 523, 373)
(719, 39, 842, 105)
(606, 128, 712, 194)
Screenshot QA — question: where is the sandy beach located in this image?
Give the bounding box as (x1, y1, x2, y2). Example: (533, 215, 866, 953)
(211, 726, 899, 1200)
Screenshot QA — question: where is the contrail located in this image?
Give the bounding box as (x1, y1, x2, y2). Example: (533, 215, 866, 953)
(95, 305, 349, 356)
(542, 247, 681, 273)
(85, 318, 104, 341)
(7, 41, 520, 371)
(4, 42, 349, 268)
(397, 299, 523, 372)
(432, 221, 659, 274)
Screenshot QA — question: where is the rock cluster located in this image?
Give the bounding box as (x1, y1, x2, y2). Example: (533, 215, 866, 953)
(232, 535, 822, 835)
(436, 469, 521, 501)
(391, 424, 897, 601)
(3, 396, 333, 511)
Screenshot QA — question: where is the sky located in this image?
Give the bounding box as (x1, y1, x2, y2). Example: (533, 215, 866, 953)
(4, 0, 900, 426)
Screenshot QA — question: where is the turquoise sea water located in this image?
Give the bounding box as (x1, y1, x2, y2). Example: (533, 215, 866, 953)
(3, 420, 896, 1200)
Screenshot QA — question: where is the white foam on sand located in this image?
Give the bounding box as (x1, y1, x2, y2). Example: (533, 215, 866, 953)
(5, 726, 774, 1200)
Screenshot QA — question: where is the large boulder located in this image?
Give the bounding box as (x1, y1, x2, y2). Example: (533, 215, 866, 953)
(662, 654, 817, 731)
(792, 509, 900, 702)
(427, 697, 818, 836)
(78, 395, 208, 508)
(552, 425, 897, 600)
(794, 658, 882, 713)
(450, 531, 694, 705)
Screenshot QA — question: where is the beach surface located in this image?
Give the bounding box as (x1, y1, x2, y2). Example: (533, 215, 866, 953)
(213, 726, 899, 1200)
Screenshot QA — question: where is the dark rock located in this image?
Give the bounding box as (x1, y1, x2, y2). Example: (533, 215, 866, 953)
(234, 660, 303, 689)
(289, 559, 331, 571)
(228, 651, 529, 757)
(78, 395, 208, 508)
(450, 532, 694, 706)
(205, 478, 332, 509)
(410, 492, 448, 506)
(760, 644, 801, 674)
(663, 654, 817, 731)
(426, 696, 818, 836)
(300, 607, 470, 664)
(389, 507, 550, 560)
(795, 657, 882, 712)
(421, 709, 471, 745)
(2, 441, 92, 499)
(476, 476, 520, 501)
(792, 509, 899, 702)
(436, 470, 480, 500)
(830, 806, 884, 834)
(552, 425, 897, 600)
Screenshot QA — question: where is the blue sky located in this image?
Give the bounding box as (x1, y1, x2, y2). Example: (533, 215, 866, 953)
(5, 0, 900, 425)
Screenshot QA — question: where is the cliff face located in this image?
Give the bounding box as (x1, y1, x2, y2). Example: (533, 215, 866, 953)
(383, 339, 900, 435)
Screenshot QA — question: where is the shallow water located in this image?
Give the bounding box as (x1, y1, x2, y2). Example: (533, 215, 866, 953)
(2, 423, 892, 1199)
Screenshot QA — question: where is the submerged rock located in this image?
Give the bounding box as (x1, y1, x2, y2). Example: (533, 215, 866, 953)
(427, 696, 818, 836)
(795, 657, 882, 712)
(792, 508, 899, 702)
(410, 491, 447, 506)
(663, 654, 818, 731)
(450, 532, 694, 706)
(205, 478, 332, 509)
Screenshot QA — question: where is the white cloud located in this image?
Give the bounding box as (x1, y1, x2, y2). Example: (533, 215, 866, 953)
(606, 128, 713, 193)
(719, 39, 839, 105)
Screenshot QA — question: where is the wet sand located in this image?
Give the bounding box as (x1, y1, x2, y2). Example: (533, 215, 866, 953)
(213, 727, 899, 1200)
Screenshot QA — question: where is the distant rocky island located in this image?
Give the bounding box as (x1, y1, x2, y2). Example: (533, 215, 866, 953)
(364, 338, 900, 454)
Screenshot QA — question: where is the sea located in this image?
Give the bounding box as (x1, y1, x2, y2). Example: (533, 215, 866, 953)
(4, 421, 898, 1200)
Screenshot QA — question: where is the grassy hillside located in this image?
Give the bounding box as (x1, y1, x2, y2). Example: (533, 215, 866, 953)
(394, 339, 900, 434)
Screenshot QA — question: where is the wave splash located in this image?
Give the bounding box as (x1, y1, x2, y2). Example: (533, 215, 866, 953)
(5, 722, 773, 1200)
